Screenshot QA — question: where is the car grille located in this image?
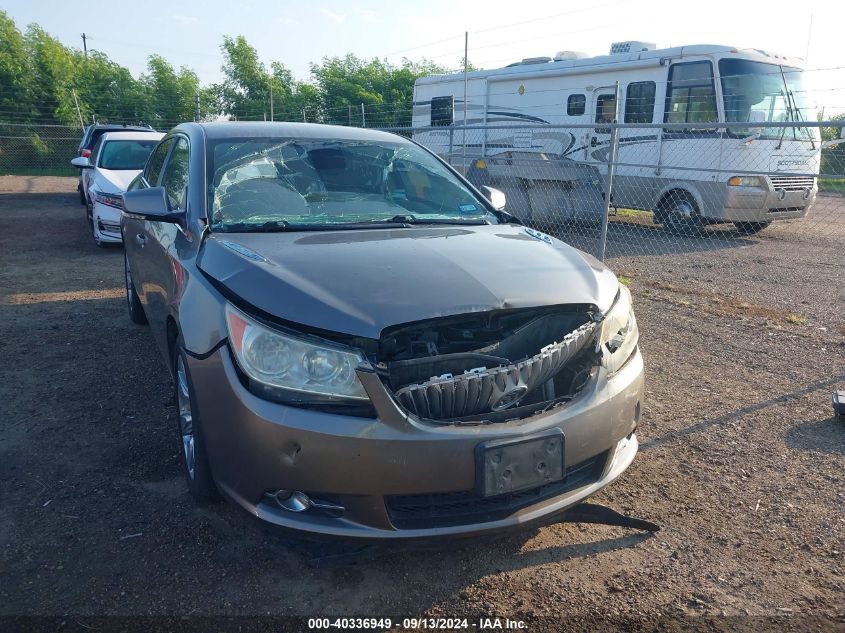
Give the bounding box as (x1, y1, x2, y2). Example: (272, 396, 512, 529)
(769, 176, 815, 191)
(385, 451, 608, 530)
(394, 321, 597, 420)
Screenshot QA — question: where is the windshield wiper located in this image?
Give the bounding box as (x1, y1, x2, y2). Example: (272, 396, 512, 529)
(373, 214, 489, 226)
(213, 215, 491, 234)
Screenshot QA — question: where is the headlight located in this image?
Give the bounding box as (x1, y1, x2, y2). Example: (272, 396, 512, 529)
(727, 176, 764, 187)
(597, 284, 639, 375)
(225, 303, 369, 402)
(91, 190, 124, 209)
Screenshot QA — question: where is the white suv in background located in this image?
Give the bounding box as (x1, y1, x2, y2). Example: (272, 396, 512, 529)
(72, 131, 164, 246)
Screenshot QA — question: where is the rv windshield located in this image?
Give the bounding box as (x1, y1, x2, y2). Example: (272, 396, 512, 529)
(719, 59, 815, 141)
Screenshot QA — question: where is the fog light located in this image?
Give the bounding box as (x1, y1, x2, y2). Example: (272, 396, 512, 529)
(265, 489, 346, 515)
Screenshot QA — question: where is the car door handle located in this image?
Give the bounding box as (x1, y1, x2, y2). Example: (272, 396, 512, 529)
(135, 233, 147, 247)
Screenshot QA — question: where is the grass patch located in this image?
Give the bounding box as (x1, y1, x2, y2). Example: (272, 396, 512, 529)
(618, 275, 633, 286)
(613, 208, 652, 218)
(786, 313, 808, 325)
(819, 178, 845, 194)
(1, 167, 77, 177)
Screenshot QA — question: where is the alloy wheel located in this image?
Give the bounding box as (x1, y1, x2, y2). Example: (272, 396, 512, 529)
(176, 356, 196, 480)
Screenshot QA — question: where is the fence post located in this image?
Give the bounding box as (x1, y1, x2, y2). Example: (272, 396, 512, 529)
(194, 93, 200, 122)
(361, 103, 366, 128)
(597, 81, 621, 262)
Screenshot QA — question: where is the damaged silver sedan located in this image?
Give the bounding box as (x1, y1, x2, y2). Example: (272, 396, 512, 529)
(121, 122, 643, 538)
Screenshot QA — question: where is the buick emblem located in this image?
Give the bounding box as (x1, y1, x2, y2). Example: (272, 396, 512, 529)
(491, 385, 529, 411)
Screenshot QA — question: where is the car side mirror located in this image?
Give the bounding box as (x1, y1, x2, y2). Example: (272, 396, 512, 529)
(480, 185, 507, 211)
(122, 187, 184, 224)
(71, 157, 92, 169)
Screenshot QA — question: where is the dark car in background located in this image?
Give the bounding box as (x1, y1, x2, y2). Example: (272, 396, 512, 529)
(120, 121, 643, 539)
(75, 123, 156, 204)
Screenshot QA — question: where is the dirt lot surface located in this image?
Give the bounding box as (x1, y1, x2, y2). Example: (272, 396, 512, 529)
(1, 176, 844, 631)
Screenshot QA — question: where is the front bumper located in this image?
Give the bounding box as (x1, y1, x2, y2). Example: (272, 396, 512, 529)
(92, 202, 123, 243)
(720, 184, 816, 222)
(187, 344, 644, 539)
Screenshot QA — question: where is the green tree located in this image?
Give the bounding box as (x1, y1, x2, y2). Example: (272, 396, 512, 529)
(141, 55, 203, 127)
(0, 11, 32, 120)
(211, 35, 271, 120)
(309, 54, 446, 126)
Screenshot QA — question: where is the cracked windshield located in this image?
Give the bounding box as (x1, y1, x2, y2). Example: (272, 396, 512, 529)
(209, 138, 495, 231)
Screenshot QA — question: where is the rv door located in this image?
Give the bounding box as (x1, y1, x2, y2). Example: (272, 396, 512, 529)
(589, 87, 617, 169)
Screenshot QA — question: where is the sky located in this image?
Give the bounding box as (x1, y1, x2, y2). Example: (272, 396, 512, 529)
(4, 0, 845, 114)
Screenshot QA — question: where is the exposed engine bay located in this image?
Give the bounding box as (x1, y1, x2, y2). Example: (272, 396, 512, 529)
(377, 306, 601, 423)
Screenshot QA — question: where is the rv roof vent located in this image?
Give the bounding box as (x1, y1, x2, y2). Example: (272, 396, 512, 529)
(553, 51, 589, 61)
(609, 41, 656, 55)
(520, 56, 553, 65)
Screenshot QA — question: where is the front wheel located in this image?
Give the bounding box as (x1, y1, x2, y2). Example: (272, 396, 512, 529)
(174, 342, 219, 504)
(733, 221, 771, 235)
(655, 192, 704, 235)
(124, 251, 147, 325)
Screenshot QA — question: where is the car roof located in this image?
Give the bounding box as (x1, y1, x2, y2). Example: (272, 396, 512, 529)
(99, 131, 166, 142)
(90, 123, 155, 131)
(192, 121, 411, 144)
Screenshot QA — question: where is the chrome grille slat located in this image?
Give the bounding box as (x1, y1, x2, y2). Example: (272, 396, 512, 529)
(769, 176, 815, 191)
(394, 321, 597, 419)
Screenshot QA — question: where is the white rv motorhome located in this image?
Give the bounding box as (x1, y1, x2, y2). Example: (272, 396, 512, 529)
(413, 42, 821, 233)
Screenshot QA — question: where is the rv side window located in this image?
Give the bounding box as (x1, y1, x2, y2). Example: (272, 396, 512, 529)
(664, 61, 718, 130)
(567, 94, 586, 116)
(595, 94, 617, 133)
(624, 81, 656, 123)
(431, 96, 454, 127)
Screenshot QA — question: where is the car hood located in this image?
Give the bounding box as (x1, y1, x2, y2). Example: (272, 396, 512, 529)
(197, 224, 619, 339)
(95, 168, 141, 193)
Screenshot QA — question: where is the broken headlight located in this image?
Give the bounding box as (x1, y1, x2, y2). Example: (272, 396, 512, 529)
(598, 284, 638, 375)
(225, 303, 369, 401)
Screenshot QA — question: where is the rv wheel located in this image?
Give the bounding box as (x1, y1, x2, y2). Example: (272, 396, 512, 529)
(656, 191, 704, 236)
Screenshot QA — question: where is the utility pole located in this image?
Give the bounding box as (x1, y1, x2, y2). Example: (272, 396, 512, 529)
(361, 103, 365, 128)
(81, 33, 88, 57)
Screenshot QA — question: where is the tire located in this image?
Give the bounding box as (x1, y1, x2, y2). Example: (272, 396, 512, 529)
(655, 191, 704, 236)
(124, 251, 147, 325)
(78, 184, 86, 206)
(733, 221, 770, 235)
(86, 199, 94, 230)
(173, 338, 219, 504)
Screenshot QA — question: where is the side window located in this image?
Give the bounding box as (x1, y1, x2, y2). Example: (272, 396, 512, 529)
(595, 93, 617, 133)
(624, 81, 656, 123)
(161, 137, 189, 211)
(430, 96, 454, 127)
(145, 138, 173, 187)
(664, 61, 717, 129)
(567, 94, 586, 116)
(90, 137, 104, 163)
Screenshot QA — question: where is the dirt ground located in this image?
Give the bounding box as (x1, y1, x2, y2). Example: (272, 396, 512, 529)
(1, 176, 843, 631)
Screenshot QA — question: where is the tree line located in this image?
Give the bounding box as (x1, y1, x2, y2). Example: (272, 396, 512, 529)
(0, 10, 450, 130)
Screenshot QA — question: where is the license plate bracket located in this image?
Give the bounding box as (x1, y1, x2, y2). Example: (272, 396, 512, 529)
(475, 429, 565, 498)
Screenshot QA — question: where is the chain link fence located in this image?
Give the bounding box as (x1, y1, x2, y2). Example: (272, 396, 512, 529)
(0, 122, 83, 177)
(399, 120, 845, 261)
(1, 118, 844, 263)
